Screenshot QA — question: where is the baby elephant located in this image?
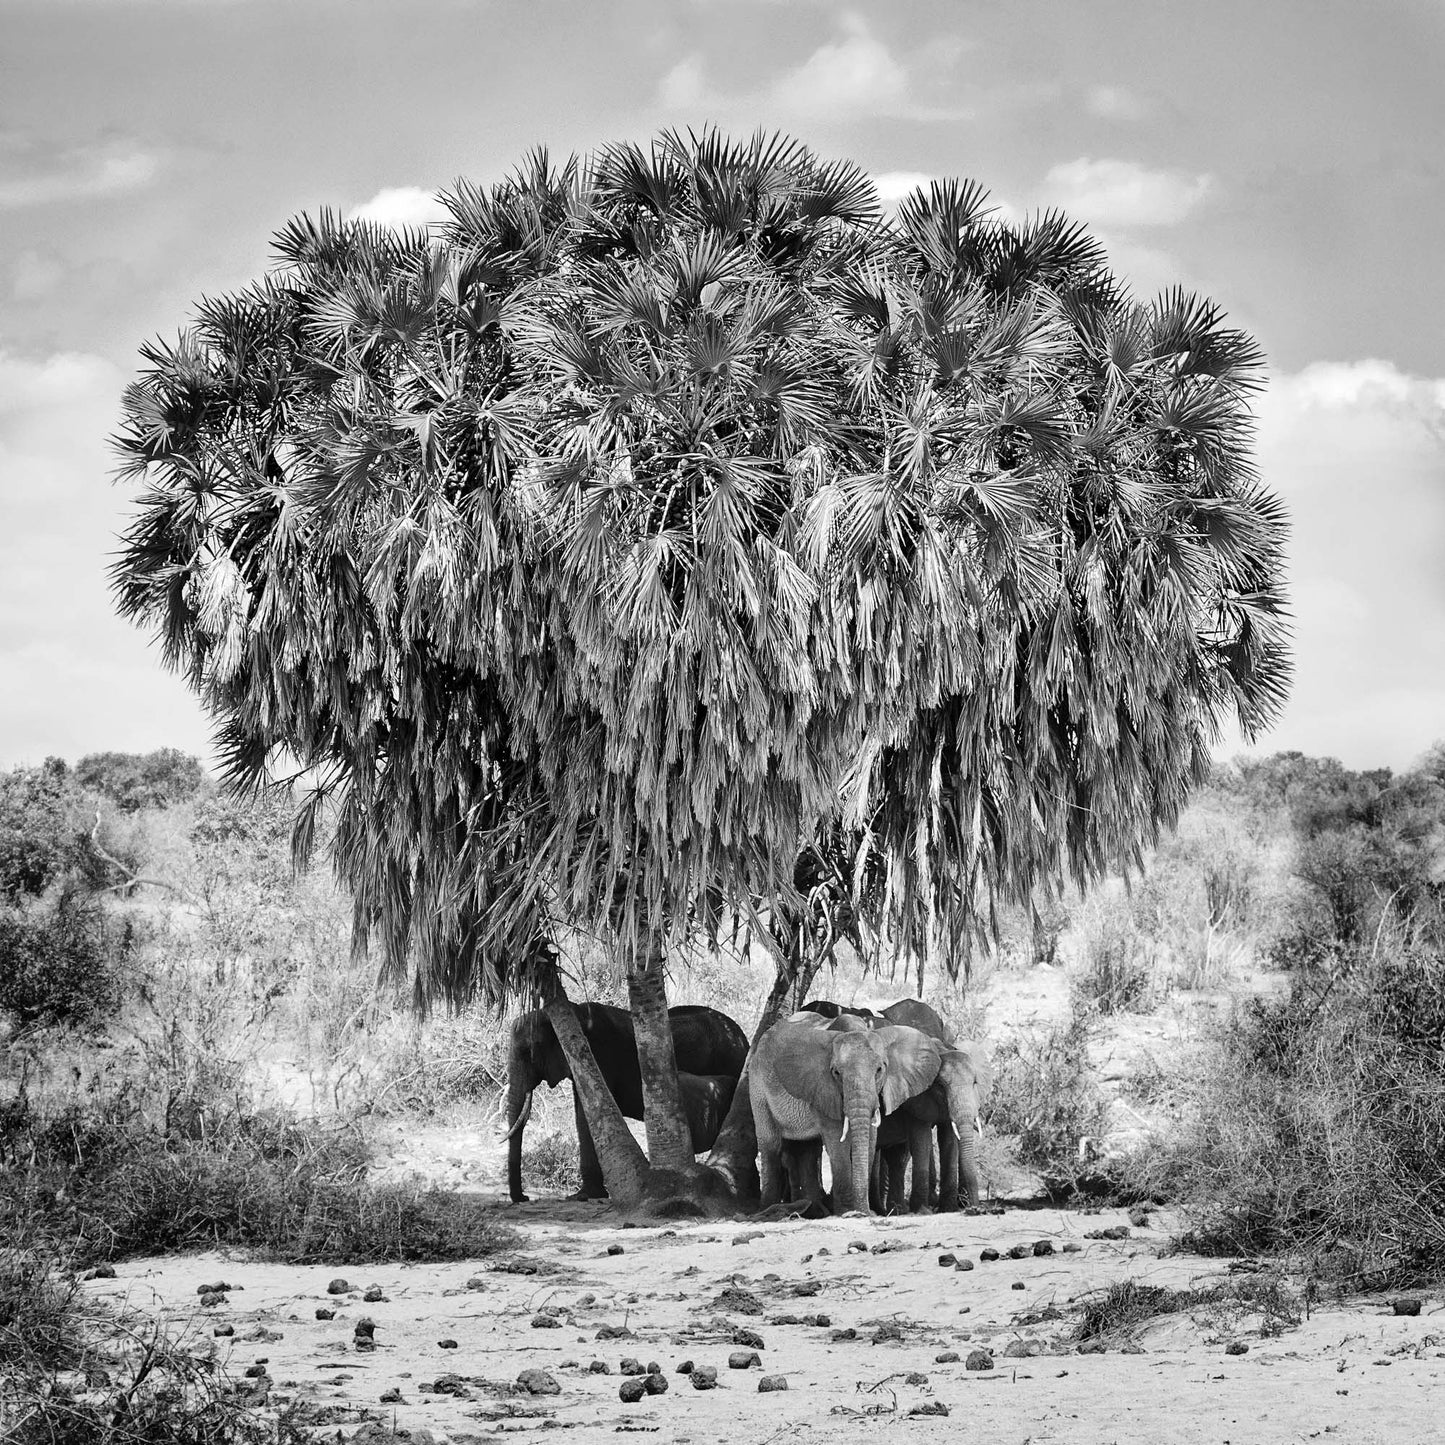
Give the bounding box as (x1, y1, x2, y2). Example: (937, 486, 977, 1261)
(876, 1044, 991, 1211)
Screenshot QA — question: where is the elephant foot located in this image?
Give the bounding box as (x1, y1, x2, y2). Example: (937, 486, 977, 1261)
(910, 1203, 935, 1215)
(565, 1188, 608, 1202)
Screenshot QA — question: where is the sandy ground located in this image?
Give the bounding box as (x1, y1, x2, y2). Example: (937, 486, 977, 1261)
(87, 1203, 1444, 1445)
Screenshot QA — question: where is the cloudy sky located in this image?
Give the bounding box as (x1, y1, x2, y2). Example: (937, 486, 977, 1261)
(2, 0, 1441, 773)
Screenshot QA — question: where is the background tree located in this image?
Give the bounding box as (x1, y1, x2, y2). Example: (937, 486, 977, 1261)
(111, 131, 1289, 1206)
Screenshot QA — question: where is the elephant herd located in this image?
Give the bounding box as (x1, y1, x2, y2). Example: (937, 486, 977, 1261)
(503, 998, 991, 1215)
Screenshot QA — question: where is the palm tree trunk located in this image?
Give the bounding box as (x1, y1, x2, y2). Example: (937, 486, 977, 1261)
(626, 938, 694, 1170)
(541, 994, 648, 1203)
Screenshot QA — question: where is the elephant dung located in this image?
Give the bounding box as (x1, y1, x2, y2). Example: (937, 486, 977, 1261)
(1225, 1341, 1249, 1355)
(728, 1350, 762, 1369)
(1003, 1339, 1042, 1358)
(964, 1349, 994, 1371)
(606, 1244, 625, 1256)
(378, 1388, 404, 1404)
(909, 1402, 950, 1417)
(905, 1371, 928, 1385)
(619, 1378, 647, 1404)
(213, 1324, 234, 1338)
(1032, 1240, 1055, 1256)
(979, 1248, 1000, 1262)
(690, 1365, 719, 1390)
(937, 1253, 957, 1267)
(620, 1358, 646, 1375)
(829, 1328, 858, 1341)
(516, 1368, 561, 1395)
(1391, 1299, 1422, 1317)
(758, 1375, 788, 1392)
(644, 1372, 669, 1395)
(588, 1360, 610, 1374)
(596, 1324, 634, 1340)
(675, 1359, 694, 1373)
(934, 1351, 960, 1364)
(437, 1338, 457, 1349)
(731, 1328, 765, 1350)
(363, 1286, 386, 1302)
(871, 1323, 904, 1345)
(955, 1259, 975, 1272)
(1007, 1244, 1031, 1259)
(353, 1318, 376, 1341)
(531, 1313, 563, 1328)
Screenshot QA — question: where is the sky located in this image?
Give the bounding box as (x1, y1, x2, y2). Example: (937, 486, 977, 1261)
(1, 0, 1442, 774)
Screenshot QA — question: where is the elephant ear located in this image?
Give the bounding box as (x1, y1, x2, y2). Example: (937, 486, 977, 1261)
(876, 1026, 944, 1115)
(953, 1042, 994, 1101)
(771, 1028, 844, 1120)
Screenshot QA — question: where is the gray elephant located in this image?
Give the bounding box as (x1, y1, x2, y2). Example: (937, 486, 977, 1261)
(749, 1013, 945, 1215)
(875, 1043, 991, 1211)
(504, 1002, 747, 1202)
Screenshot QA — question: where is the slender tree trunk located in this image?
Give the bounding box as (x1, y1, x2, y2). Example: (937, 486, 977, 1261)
(626, 937, 693, 1170)
(542, 994, 648, 1203)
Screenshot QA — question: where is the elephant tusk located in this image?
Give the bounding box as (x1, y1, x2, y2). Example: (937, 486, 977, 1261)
(951, 1120, 961, 1140)
(871, 1106, 880, 1128)
(974, 1117, 983, 1137)
(839, 1115, 849, 1144)
(500, 1092, 533, 1141)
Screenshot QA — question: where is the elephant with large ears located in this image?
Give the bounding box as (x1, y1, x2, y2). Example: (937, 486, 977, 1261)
(504, 1002, 748, 1202)
(876, 1044, 991, 1211)
(749, 1013, 945, 1215)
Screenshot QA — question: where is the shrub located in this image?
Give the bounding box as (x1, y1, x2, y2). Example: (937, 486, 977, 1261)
(520, 1130, 581, 1195)
(1074, 898, 1155, 1014)
(75, 750, 206, 813)
(0, 894, 126, 1030)
(0, 1100, 515, 1266)
(986, 1013, 1108, 1174)
(0, 760, 91, 904)
(1119, 940, 1445, 1283)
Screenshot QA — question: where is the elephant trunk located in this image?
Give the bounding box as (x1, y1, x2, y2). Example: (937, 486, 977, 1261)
(839, 1083, 877, 1214)
(957, 1114, 982, 1206)
(506, 1043, 537, 1203)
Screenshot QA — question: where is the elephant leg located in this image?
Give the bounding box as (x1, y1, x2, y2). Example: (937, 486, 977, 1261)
(908, 1126, 934, 1213)
(881, 1143, 910, 1214)
(757, 1123, 787, 1210)
(570, 1091, 608, 1201)
(937, 1123, 961, 1212)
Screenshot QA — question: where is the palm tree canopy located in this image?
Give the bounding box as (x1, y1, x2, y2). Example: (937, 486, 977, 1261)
(111, 130, 1290, 1006)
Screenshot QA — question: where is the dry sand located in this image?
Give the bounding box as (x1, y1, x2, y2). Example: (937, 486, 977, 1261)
(86, 1202, 1444, 1445)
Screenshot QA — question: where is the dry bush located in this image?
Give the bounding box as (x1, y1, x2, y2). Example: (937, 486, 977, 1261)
(0, 1244, 308, 1445)
(985, 1012, 1108, 1176)
(1073, 892, 1157, 1015)
(520, 1130, 582, 1195)
(1074, 1274, 1300, 1344)
(1118, 937, 1445, 1284)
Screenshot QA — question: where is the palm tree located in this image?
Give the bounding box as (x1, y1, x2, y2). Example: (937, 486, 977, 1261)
(111, 132, 1288, 1207)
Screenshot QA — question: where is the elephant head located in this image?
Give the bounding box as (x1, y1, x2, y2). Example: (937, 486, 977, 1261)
(756, 1017, 944, 1213)
(933, 1045, 992, 1206)
(504, 1010, 568, 1202)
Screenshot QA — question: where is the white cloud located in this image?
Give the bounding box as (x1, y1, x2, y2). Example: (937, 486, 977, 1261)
(348, 186, 446, 231)
(1085, 85, 1147, 122)
(10, 250, 64, 301)
(656, 12, 969, 122)
(0, 348, 119, 415)
(658, 55, 708, 108)
(0, 141, 161, 209)
(1040, 157, 1212, 228)
(1247, 358, 1445, 770)
(871, 171, 933, 211)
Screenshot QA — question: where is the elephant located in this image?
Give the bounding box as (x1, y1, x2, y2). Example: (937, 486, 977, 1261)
(875, 1044, 991, 1212)
(749, 1012, 945, 1215)
(504, 1002, 748, 1202)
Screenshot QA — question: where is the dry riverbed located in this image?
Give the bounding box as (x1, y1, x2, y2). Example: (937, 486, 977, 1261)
(85, 1204, 1443, 1445)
